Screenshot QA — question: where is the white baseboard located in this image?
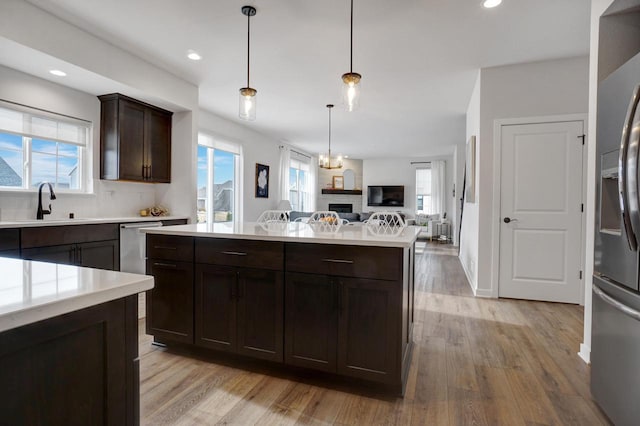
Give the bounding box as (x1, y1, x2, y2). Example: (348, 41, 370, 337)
(458, 255, 475, 293)
(473, 287, 495, 298)
(578, 343, 591, 364)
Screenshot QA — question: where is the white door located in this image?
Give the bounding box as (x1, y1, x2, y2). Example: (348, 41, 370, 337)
(499, 121, 584, 303)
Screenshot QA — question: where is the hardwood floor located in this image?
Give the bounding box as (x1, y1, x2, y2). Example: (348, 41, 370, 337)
(139, 241, 611, 425)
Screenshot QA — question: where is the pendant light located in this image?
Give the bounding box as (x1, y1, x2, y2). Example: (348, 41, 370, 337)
(319, 104, 343, 169)
(342, 0, 361, 112)
(239, 5, 257, 121)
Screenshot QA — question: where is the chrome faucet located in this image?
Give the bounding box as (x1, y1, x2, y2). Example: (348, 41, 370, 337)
(36, 182, 57, 220)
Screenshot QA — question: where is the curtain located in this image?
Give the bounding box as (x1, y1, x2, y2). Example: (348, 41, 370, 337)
(278, 145, 291, 203)
(308, 156, 317, 212)
(431, 160, 446, 217)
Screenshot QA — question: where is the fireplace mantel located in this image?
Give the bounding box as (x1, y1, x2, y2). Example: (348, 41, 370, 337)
(321, 189, 363, 195)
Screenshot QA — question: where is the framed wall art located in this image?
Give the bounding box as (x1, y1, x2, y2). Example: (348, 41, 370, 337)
(255, 163, 269, 198)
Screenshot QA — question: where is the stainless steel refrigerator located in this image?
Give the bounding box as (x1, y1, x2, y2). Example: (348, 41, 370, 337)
(593, 50, 640, 426)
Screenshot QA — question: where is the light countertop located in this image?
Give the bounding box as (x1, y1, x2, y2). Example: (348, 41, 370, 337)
(0, 215, 188, 229)
(141, 222, 421, 248)
(0, 258, 154, 332)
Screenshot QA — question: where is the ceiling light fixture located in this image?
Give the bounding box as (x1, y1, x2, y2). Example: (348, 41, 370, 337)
(49, 69, 66, 77)
(319, 104, 343, 169)
(483, 0, 502, 8)
(342, 0, 362, 112)
(187, 50, 202, 61)
(239, 5, 257, 121)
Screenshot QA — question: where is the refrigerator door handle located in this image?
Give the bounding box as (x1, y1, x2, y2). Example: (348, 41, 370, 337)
(593, 284, 640, 322)
(618, 85, 640, 251)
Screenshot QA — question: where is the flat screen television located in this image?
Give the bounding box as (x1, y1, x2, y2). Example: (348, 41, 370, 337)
(367, 185, 405, 207)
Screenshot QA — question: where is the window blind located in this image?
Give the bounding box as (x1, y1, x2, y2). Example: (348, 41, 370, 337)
(0, 100, 90, 147)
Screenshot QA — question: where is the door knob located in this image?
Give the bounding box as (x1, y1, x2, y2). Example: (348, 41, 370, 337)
(503, 217, 518, 223)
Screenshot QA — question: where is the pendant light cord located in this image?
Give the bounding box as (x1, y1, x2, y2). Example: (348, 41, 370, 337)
(349, 0, 354, 73)
(247, 12, 251, 87)
(328, 106, 332, 167)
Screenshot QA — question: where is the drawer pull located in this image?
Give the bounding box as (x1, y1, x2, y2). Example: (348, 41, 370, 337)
(153, 245, 177, 250)
(153, 262, 177, 269)
(322, 258, 354, 264)
(221, 251, 248, 256)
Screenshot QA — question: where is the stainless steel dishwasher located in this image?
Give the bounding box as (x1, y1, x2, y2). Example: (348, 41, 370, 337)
(120, 221, 163, 318)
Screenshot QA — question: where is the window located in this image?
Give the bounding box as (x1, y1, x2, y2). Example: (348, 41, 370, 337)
(289, 157, 311, 211)
(0, 101, 89, 191)
(197, 133, 242, 224)
(416, 168, 432, 214)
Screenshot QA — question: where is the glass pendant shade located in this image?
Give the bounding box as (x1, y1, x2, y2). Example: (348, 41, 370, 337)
(239, 87, 257, 121)
(342, 72, 361, 112)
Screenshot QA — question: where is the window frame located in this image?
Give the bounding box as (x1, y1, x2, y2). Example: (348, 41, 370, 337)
(0, 101, 91, 193)
(415, 167, 432, 215)
(289, 158, 310, 212)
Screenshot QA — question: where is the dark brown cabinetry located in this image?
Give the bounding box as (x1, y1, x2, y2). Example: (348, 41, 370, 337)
(99, 93, 172, 183)
(0, 228, 20, 258)
(144, 235, 413, 393)
(145, 235, 194, 344)
(21, 224, 120, 270)
(194, 238, 284, 362)
(0, 295, 139, 425)
(285, 273, 400, 384)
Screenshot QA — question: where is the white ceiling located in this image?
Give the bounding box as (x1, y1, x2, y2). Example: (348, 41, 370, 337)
(22, 0, 590, 159)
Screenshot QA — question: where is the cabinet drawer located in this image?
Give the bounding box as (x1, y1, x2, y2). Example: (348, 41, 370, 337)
(195, 238, 284, 271)
(285, 243, 402, 281)
(146, 235, 193, 261)
(21, 224, 119, 248)
(0, 229, 20, 251)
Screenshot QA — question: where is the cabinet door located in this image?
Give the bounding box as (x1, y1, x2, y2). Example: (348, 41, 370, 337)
(118, 98, 146, 181)
(236, 268, 283, 362)
(146, 259, 194, 344)
(285, 273, 337, 372)
(22, 244, 74, 265)
(146, 109, 171, 183)
(195, 264, 237, 352)
(77, 240, 119, 271)
(0, 249, 20, 259)
(337, 277, 400, 384)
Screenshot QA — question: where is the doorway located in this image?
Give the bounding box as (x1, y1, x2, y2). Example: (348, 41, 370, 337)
(497, 119, 585, 303)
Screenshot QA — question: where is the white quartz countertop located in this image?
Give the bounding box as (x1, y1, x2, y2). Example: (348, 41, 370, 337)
(0, 258, 154, 332)
(0, 215, 188, 229)
(141, 222, 421, 248)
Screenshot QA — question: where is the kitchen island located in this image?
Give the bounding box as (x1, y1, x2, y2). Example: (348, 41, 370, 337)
(142, 222, 420, 394)
(0, 257, 153, 425)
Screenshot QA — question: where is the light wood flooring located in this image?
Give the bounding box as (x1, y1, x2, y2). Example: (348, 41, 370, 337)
(139, 241, 611, 425)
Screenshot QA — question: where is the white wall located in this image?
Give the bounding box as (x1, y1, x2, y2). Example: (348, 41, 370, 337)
(317, 158, 363, 212)
(0, 64, 159, 220)
(0, 0, 199, 221)
(460, 72, 481, 289)
(198, 110, 282, 221)
(362, 153, 455, 224)
(461, 56, 590, 297)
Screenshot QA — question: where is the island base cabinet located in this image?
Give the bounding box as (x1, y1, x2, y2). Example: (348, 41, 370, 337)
(285, 273, 337, 373)
(146, 259, 194, 344)
(285, 274, 400, 385)
(0, 295, 139, 426)
(337, 277, 400, 385)
(195, 264, 284, 363)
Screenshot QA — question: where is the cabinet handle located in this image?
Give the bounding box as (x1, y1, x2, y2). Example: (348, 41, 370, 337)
(148, 164, 152, 179)
(142, 164, 146, 180)
(153, 245, 177, 250)
(77, 246, 82, 265)
(153, 262, 176, 269)
(322, 258, 354, 264)
(70, 246, 76, 264)
(222, 251, 247, 256)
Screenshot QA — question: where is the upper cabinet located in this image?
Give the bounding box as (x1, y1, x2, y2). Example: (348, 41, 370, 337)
(99, 93, 172, 183)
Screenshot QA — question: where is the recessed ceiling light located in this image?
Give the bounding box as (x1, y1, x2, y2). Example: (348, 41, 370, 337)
(49, 69, 66, 77)
(344, 155, 349, 159)
(483, 0, 502, 8)
(187, 50, 202, 61)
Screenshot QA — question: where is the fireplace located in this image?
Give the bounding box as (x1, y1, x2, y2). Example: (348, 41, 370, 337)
(329, 203, 353, 213)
